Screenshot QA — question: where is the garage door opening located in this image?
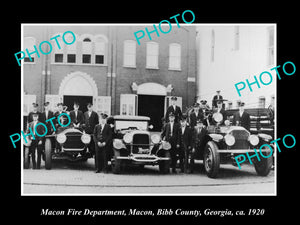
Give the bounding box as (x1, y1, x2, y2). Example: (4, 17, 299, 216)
(63, 95, 93, 113)
(138, 95, 165, 132)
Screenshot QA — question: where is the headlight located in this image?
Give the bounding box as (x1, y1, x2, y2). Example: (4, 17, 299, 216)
(113, 139, 125, 149)
(151, 134, 161, 144)
(123, 133, 133, 144)
(248, 134, 259, 146)
(224, 120, 230, 126)
(213, 112, 223, 123)
(161, 141, 171, 150)
(81, 134, 91, 144)
(224, 134, 235, 146)
(258, 133, 272, 141)
(56, 133, 66, 144)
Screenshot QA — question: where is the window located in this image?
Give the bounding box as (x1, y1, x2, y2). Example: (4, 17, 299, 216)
(234, 26, 239, 51)
(95, 36, 106, 65)
(123, 40, 136, 67)
(65, 32, 77, 63)
(268, 27, 274, 65)
(55, 54, 63, 63)
(259, 96, 266, 108)
(95, 96, 111, 116)
(146, 42, 159, 69)
(82, 37, 92, 64)
(120, 94, 137, 116)
(82, 54, 91, 64)
(24, 37, 36, 63)
(211, 29, 215, 62)
(67, 54, 76, 63)
(52, 33, 64, 63)
(169, 43, 181, 70)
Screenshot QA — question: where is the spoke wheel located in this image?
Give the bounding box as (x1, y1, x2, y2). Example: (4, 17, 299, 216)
(203, 141, 220, 178)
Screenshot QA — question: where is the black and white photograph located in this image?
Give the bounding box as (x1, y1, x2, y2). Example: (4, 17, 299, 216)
(20, 23, 276, 195)
(5, 5, 298, 224)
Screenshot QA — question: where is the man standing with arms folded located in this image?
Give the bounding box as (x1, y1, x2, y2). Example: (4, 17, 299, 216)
(93, 114, 112, 173)
(70, 102, 84, 129)
(161, 112, 181, 173)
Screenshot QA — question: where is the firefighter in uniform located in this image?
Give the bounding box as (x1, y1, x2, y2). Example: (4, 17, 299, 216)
(232, 102, 250, 131)
(165, 96, 182, 123)
(93, 113, 112, 173)
(161, 112, 181, 173)
(179, 114, 195, 173)
(26, 113, 45, 169)
(83, 103, 99, 158)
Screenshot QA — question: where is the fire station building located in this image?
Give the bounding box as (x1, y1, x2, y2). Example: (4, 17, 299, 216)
(22, 25, 197, 131)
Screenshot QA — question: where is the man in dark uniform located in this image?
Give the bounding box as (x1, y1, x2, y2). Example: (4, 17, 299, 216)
(161, 112, 181, 173)
(212, 99, 227, 125)
(189, 102, 203, 129)
(93, 113, 112, 173)
(83, 103, 99, 155)
(27, 103, 41, 125)
(199, 100, 211, 126)
(192, 119, 208, 173)
(70, 102, 84, 128)
(106, 116, 115, 162)
(40, 102, 54, 134)
(54, 103, 69, 128)
(165, 96, 182, 123)
(26, 113, 45, 169)
(212, 90, 223, 108)
(179, 114, 195, 173)
(233, 102, 250, 131)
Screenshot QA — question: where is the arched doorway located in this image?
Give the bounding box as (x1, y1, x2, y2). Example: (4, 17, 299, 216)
(58, 71, 98, 113)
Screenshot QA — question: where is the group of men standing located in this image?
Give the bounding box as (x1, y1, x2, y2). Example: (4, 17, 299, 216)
(163, 93, 251, 173)
(25, 102, 112, 173)
(26, 89, 251, 174)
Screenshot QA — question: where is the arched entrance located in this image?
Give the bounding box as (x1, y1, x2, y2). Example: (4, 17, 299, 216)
(58, 71, 98, 112)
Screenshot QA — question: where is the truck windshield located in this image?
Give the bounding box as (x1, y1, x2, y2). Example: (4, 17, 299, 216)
(115, 120, 148, 131)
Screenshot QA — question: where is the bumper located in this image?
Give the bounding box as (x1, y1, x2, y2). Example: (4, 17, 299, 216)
(116, 154, 170, 163)
(217, 149, 271, 154)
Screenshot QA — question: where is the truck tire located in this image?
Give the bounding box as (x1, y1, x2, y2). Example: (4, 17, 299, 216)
(45, 138, 52, 170)
(203, 141, 220, 178)
(159, 151, 171, 174)
(254, 146, 272, 176)
(112, 149, 122, 174)
(24, 147, 30, 169)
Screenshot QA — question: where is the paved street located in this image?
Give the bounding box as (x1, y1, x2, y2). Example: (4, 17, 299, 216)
(23, 159, 275, 195)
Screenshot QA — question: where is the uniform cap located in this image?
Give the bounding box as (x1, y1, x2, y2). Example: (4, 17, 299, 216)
(100, 113, 108, 119)
(180, 114, 188, 121)
(193, 102, 200, 107)
(168, 112, 175, 117)
(200, 100, 207, 105)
